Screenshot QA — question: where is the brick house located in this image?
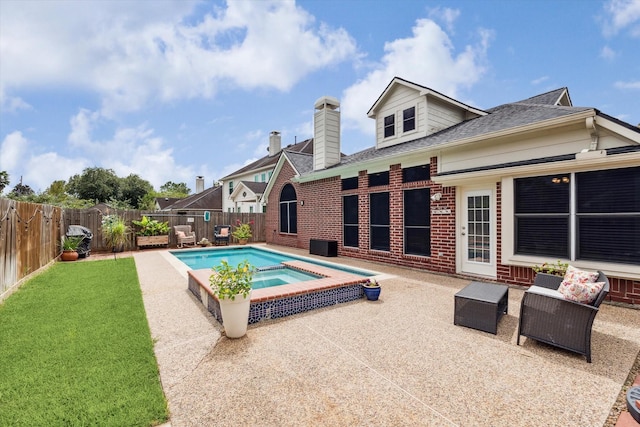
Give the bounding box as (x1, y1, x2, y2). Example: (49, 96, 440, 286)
(262, 77, 640, 305)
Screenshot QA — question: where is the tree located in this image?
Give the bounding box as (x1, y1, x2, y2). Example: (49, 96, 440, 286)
(159, 181, 191, 197)
(9, 182, 34, 198)
(46, 180, 66, 198)
(120, 174, 154, 209)
(66, 167, 121, 203)
(0, 171, 9, 194)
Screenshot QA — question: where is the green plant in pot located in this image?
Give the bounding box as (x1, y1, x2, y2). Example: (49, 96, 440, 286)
(231, 220, 253, 244)
(532, 260, 569, 277)
(132, 215, 170, 248)
(209, 260, 255, 338)
(102, 214, 130, 259)
(362, 278, 381, 301)
(60, 236, 82, 261)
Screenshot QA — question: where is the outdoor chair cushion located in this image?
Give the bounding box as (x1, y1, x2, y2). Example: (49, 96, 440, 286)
(559, 265, 602, 304)
(219, 228, 229, 236)
(176, 231, 186, 238)
(527, 285, 564, 299)
(559, 280, 605, 304)
(560, 265, 599, 288)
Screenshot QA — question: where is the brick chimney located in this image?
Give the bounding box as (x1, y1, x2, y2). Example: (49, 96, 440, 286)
(269, 131, 281, 156)
(313, 96, 340, 171)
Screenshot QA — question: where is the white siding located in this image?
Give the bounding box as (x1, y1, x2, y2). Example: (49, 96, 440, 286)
(374, 86, 471, 149)
(427, 98, 465, 134)
(439, 126, 633, 174)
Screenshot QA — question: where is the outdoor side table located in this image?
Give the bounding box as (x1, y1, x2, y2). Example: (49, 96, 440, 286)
(454, 282, 508, 334)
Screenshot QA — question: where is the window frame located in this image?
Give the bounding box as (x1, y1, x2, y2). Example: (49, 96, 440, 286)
(369, 192, 390, 251)
(343, 195, 359, 248)
(279, 183, 298, 234)
(404, 188, 431, 256)
(402, 106, 416, 134)
(383, 114, 395, 138)
(511, 166, 640, 267)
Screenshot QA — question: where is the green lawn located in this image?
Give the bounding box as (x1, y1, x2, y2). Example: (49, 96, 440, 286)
(0, 258, 168, 427)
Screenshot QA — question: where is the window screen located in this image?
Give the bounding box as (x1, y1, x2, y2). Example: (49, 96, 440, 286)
(370, 192, 390, 251)
(404, 188, 430, 256)
(343, 195, 358, 247)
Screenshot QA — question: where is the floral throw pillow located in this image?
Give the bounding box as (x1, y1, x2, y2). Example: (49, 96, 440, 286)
(558, 266, 602, 304)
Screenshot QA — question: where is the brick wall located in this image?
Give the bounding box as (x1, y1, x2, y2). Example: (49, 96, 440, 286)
(267, 157, 639, 305)
(268, 157, 456, 273)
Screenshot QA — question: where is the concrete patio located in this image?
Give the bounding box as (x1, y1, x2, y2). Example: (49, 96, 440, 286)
(133, 245, 640, 427)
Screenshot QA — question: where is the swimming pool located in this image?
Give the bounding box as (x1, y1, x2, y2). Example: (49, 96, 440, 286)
(170, 246, 373, 276)
(179, 246, 377, 325)
(252, 266, 321, 289)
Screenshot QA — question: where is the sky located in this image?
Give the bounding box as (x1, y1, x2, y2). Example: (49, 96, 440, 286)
(1, 0, 639, 194)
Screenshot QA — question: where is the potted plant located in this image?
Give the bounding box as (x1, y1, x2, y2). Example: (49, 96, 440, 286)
(102, 214, 129, 259)
(231, 219, 253, 244)
(363, 278, 381, 301)
(132, 215, 170, 248)
(209, 260, 255, 338)
(532, 260, 569, 277)
(60, 236, 82, 261)
(197, 237, 211, 247)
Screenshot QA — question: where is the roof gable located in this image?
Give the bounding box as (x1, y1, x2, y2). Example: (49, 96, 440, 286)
(221, 138, 313, 180)
(164, 186, 222, 210)
(367, 76, 487, 118)
(515, 87, 572, 106)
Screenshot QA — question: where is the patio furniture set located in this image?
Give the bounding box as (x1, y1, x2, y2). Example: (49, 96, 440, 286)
(454, 269, 610, 363)
(173, 225, 231, 248)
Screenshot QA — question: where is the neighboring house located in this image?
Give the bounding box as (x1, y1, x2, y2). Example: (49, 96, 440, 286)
(161, 178, 222, 212)
(263, 77, 640, 305)
(154, 197, 181, 210)
(219, 132, 314, 213)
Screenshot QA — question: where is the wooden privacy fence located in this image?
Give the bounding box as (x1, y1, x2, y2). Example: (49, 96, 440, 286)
(63, 208, 266, 252)
(1, 198, 63, 299)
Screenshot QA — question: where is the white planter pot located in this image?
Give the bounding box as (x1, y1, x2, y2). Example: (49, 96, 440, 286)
(219, 291, 251, 338)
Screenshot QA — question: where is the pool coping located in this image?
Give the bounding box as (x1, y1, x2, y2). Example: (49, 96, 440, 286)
(188, 260, 370, 303)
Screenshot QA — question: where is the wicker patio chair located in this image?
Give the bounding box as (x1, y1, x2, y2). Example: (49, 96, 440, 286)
(214, 225, 231, 246)
(517, 271, 609, 363)
(174, 225, 196, 248)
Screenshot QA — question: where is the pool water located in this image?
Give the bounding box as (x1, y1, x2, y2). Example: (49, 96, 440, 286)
(252, 267, 321, 289)
(170, 247, 372, 277)
(172, 247, 297, 270)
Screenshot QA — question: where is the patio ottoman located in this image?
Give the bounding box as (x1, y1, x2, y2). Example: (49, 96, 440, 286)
(454, 281, 508, 335)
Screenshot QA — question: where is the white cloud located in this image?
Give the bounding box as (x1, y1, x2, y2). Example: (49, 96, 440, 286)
(25, 153, 89, 193)
(66, 109, 198, 188)
(0, 131, 29, 172)
(341, 17, 492, 135)
(600, 45, 618, 60)
(531, 76, 549, 85)
(614, 80, 640, 89)
(602, 0, 640, 37)
(428, 7, 461, 34)
(0, 131, 87, 192)
(0, 0, 357, 117)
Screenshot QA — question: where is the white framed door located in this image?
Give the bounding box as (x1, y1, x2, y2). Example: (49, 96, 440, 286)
(460, 189, 496, 277)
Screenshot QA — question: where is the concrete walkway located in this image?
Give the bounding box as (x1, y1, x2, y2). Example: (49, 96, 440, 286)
(134, 246, 640, 427)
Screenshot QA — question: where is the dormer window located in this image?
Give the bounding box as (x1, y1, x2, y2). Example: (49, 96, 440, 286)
(403, 106, 415, 133)
(384, 114, 395, 138)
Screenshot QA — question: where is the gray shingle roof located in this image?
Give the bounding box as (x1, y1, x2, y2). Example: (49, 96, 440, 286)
(240, 181, 268, 194)
(514, 87, 569, 106)
(165, 185, 222, 210)
(320, 102, 592, 172)
(284, 150, 314, 175)
(221, 138, 313, 180)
